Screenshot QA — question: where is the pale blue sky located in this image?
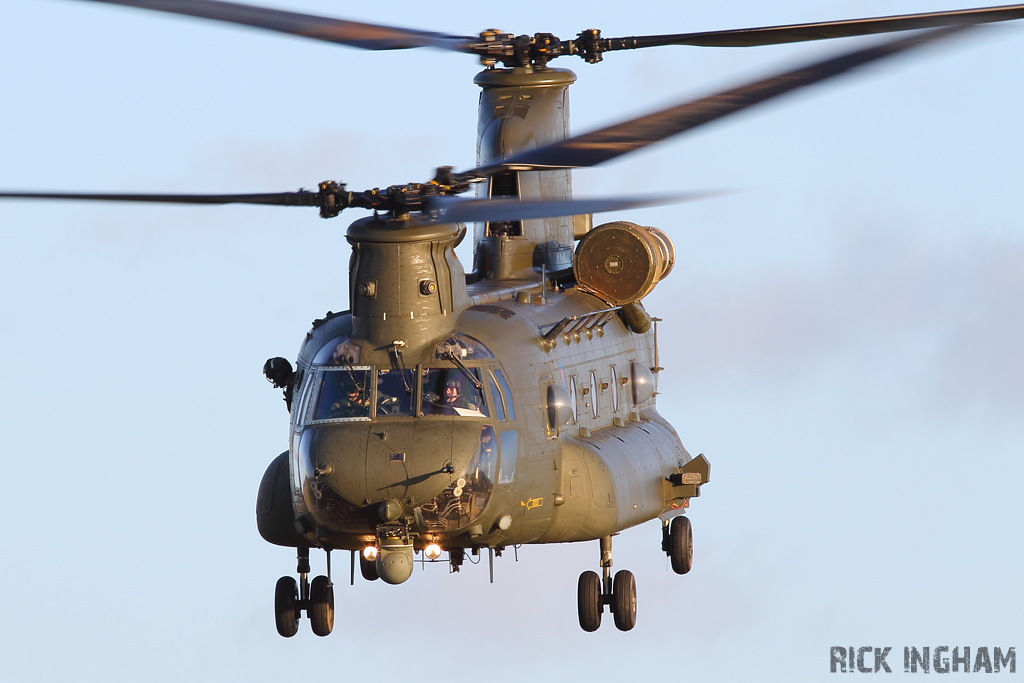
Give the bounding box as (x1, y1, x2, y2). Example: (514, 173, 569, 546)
(1, 1, 1021, 680)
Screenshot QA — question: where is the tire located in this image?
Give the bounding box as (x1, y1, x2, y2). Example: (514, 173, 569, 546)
(309, 575, 334, 637)
(274, 576, 299, 638)
(360, 553, 380, 582)
(612, 570, 637, 632)
(577, 570, 602, 632)
(670, 515, 693, 575)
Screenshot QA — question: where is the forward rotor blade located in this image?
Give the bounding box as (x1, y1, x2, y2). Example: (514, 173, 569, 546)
(413, 191, 721, 226)
(79, 0, 475, 52)
(601, 3, 1024, 49)
(466, 24, 974, 176)
(0, 189, 320, 207)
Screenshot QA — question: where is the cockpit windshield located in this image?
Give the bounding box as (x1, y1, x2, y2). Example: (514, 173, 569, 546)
(421, 367, 489, 418)
(376, 368, 415, 417)
(303, 363, 491, 424)
(312, 368, 371, 421)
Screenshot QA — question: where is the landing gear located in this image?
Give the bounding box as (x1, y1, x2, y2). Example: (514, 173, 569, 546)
(664, 515, 692, 574)
(308, 575, 334, 637)
(612, 570, 637, 631)
(577, 571, 602, 632)
(274, 576, 299, 638)
(273, 547, 335, 637)
(576, 535, 637, 632)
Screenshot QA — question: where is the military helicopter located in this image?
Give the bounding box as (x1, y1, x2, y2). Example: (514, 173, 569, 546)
(4, 0, 1024, 638)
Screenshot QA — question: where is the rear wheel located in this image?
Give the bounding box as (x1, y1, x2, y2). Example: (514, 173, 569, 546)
(274, 576, 299, 638)
(612, 570, 637, 632)
(360, 553, 380, 581)
(670, 516, 693, 575)
(308, 575, 334, 637)
(577, 570, 602, 632)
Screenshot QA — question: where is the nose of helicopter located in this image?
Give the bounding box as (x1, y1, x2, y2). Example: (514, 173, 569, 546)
(301, 418, 483, 521)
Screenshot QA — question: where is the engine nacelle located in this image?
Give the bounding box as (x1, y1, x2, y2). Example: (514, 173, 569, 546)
(573, 221, 675, 306)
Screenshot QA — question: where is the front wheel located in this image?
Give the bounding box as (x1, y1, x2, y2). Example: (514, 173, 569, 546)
(274, 576, 299, 638)
(612, 570, 637, 632)
(577, 571, 602, 632)
(308, 575, 334, 637)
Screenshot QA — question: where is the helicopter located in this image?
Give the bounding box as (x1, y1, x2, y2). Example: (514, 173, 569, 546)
(3, 0, 1024, 639)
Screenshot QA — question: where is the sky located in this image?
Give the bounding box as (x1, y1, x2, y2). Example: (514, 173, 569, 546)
(1, 0, 1022, 680)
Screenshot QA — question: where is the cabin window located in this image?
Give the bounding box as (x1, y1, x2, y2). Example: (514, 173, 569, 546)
(310, 367, 371, 422)
(421, 367, 489, 417)
(497, 430, 519, 484)
(376, 368, 415, 417)
(569, 375, 579, 423)
(590, 370, 600, 419)
(609, 364, 619, 412)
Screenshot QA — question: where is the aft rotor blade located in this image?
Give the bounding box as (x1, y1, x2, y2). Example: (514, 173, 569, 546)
(79, 0, 476, 52)
(0, 189, 320, 207)
(413, 192, 721, 226)
(466, 24, 974, 176)
(600, 3, 1024, 49)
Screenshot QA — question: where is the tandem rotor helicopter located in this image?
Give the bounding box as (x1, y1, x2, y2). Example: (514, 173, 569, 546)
(4, 0, 1024, 637)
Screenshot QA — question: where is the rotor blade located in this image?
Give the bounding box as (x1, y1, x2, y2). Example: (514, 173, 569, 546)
(79, 0, 476, 52)
(600, 3, 1024, 49)
(0, 189, 320, 207)
(413, 191, 722, 226)
(465, 24, 974, 177)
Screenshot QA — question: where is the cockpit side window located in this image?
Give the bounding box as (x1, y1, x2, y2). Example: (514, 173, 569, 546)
(486, 371, 506, 422)
(292, 370, 315, 428)
(421, 367, 489, 417)
(311, 367, 371, 422)
(492, 369, 515, 421)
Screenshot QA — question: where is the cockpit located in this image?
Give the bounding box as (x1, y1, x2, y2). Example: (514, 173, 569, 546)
(290, 332, 518, 536)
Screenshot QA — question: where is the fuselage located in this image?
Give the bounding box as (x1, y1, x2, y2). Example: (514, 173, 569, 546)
(285, 277, 691, 554)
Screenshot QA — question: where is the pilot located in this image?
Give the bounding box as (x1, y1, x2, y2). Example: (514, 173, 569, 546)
(330, 385, 369, 418)
(442, 379, 478, 411)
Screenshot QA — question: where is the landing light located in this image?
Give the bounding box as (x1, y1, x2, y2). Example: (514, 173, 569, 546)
(424, 543, 442, 560)
(362, 546, 378, 561)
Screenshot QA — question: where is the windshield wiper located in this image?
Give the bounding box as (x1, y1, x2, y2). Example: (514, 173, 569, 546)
(436, 342, 484, 390)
